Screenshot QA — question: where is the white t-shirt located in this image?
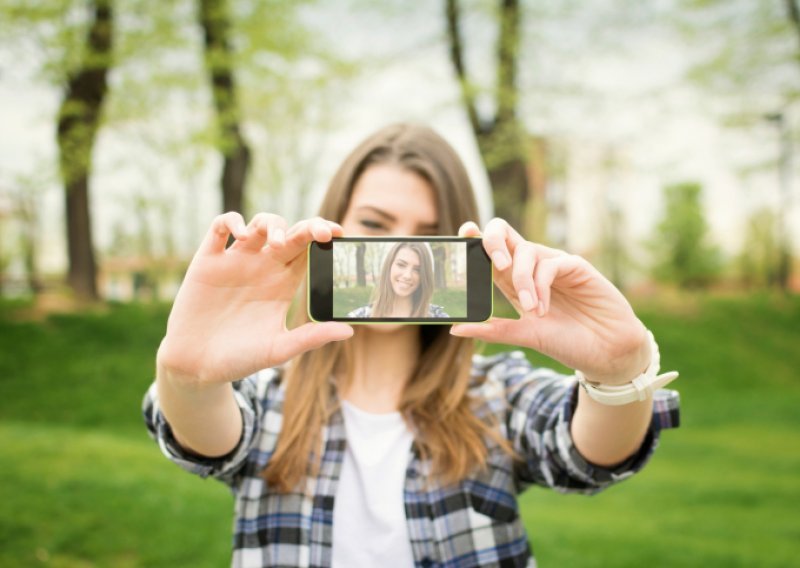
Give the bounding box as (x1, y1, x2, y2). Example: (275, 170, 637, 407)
(331, 400, 415, 568)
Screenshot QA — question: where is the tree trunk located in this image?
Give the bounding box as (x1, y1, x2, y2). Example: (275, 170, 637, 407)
(56, 0, 113, 302)
(780, 0, 799, 291)
(20, 205, 43, 295)
(445, 0, 536, 236)
(785, 0, 800, 48)
(356, 243, 366, 287)
(433, 245, 447, 289)
(199, 0, 251, 216)
(483, 150, 530, 238)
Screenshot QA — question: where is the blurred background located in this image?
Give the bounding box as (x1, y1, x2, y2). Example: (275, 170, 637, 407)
(0, 0, 797, 566)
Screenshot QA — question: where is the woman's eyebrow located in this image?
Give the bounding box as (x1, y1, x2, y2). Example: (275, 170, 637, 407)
(356, 206, 438, 230)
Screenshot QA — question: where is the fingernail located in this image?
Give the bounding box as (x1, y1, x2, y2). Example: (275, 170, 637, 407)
(273, 228, 285, 244)
(491, 250, 510, 270)
(518, 290, 535, 312)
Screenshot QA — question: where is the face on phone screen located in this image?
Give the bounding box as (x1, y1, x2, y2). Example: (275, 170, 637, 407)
(308, 237, 492, 323)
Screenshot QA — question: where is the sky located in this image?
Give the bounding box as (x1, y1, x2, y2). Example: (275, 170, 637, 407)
(0, 1, 797, 281)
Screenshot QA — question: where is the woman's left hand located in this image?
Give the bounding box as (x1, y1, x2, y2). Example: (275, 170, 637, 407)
(450, 219, 650, 385)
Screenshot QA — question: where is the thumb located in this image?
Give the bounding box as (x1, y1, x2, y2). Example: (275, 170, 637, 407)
(269, 321, 354, 364)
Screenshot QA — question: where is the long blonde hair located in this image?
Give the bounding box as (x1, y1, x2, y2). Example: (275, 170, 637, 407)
(371, 242, 434, 318)
(264, 124, 513, 492)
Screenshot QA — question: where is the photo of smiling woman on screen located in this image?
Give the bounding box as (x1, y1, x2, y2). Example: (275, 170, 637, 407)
(347, 241, 449, 318)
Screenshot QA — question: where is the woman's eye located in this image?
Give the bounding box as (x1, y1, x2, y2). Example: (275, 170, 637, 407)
(360, 220, 384, 229)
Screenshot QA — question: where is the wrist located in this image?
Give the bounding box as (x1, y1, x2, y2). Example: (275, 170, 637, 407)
(156, 338, 213, 392)
(581, 328, 651, 386)
(576, 330, 679, 406)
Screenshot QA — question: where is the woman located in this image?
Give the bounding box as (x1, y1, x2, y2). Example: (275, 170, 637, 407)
(346, 241, 449, 318)
(144, 124, 679, 567)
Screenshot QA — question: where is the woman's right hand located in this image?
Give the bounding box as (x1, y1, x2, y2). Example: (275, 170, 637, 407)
(156, 212, 354, 389)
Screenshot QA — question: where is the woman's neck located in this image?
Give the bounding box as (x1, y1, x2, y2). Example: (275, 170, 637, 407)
(390, 296, 413, 317)
(339, 325, 420, 413)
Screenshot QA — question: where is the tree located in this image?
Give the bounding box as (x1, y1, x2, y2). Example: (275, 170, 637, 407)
(1, 0, 352, 301)
(649, 181, 722, 289)
(55, 0, 113, 301)
(672, 0, 800, 290)
(737, 207, 786, 289)
(433, 244, 447, 289)
(355, 242, 366, 287)
(198, 0, 251, 216)
(445, 0, 532, 236)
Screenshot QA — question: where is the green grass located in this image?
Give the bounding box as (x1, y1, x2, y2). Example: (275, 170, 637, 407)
(1, 294, 798, 566)
(431, 287, 467, 317)
(333, 286, 371, 316)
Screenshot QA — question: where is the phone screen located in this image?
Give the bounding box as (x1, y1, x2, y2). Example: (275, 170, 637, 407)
(308, 237, 492, 323)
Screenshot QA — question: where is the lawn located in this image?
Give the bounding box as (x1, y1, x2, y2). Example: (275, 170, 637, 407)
(0, 294, 798, 566)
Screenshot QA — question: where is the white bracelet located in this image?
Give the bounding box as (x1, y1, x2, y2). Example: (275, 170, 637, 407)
(575, 330, 679, 406)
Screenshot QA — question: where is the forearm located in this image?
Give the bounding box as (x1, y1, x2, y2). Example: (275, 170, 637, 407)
(155, 365, 243, 458)
(570, 387, 652, 467)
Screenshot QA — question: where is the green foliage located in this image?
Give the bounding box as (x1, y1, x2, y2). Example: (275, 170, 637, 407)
(0, 0, 95, 83)
(648, 181, 722, 288)
(1, 295, 799, 565)
(677, 0, 799, 102)
(672, 0, 800, 154)
(0, 0, 357, 273)
(736, 207, 790, 289)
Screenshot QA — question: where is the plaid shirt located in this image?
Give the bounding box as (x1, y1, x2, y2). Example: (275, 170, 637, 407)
(143, 351, 680, 568)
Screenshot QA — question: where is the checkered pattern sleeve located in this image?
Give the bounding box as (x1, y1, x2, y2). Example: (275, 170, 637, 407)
(142, 371, 271, 489)
(429, 304, 450, 317)
(346, 305, 372, 318)
(473, 350, 680, 495)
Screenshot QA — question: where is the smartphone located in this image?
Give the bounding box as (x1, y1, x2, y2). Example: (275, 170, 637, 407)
(308, 236, 493, 323)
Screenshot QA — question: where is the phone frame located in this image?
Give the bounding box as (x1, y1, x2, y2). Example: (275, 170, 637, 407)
(307, 236, 493, 324)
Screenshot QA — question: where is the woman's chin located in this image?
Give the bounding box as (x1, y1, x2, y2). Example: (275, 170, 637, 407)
(361, 323, 409, 333)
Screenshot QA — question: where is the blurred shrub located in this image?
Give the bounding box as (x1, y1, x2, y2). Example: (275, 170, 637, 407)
(648, 181, 722, 288)
(736, 207, 790, 289)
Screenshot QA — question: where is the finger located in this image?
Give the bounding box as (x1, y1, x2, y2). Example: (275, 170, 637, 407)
(232, 213, 288, 252)
(450, 317, 537, 347)
(457, 221, 482, 238)
(482, 217, 524, 271)
(268, 321, 354, 364)
(274, 217, 342, 263)
(532, 254, 584, 317)
(511, 242, 539, 312)
(534, 243, 570, 260)
(198, 212, 248, 255)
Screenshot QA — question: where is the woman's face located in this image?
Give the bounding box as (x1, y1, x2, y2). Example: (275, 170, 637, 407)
(389, 247, 421, 297)
(340, 164, 439, 237)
